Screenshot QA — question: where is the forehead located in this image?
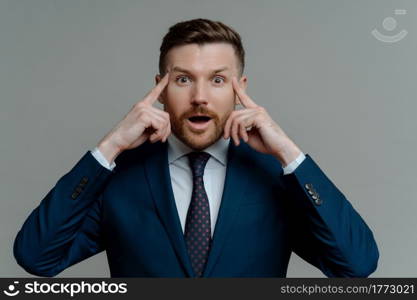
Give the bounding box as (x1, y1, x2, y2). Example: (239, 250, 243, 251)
(165, 43, 238, 74)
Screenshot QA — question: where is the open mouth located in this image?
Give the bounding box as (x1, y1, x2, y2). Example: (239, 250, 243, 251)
(188, 115, 212, 123)
(187, 115, 213, 131)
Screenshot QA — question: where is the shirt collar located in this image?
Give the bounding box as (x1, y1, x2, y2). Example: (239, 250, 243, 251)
(167, 133, 229, 166)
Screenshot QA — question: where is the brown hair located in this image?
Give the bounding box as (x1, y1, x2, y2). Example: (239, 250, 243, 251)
(159, 18, 245, 76)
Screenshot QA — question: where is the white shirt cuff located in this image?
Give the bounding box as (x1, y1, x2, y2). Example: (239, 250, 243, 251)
(91, 147, 116, 171)
(282, 152, 306, 175)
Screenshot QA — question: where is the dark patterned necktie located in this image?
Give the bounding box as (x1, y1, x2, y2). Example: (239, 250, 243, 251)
(184, 151, 212, 277)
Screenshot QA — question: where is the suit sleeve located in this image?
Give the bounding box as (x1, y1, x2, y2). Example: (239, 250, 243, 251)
(281, 154, 379, 277)
(13, 151, 114, 277)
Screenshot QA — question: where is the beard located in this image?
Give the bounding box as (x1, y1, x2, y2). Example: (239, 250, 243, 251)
(167, 105, 230, 151)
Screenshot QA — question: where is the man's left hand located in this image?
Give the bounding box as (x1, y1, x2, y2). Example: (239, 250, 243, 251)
(223, 77, 302, 167)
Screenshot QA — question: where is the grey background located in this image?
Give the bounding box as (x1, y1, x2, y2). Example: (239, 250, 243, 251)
(1, 0, 416, 277)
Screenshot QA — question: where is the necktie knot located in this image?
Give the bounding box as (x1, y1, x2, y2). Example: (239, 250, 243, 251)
(188, 152, 211, 178)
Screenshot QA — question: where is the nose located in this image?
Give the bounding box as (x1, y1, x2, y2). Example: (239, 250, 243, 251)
(191, 81, 208, 105)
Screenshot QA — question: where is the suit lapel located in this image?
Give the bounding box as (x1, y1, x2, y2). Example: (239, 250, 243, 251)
(144, 142, 194, 277)
(203, 141, 250, 277)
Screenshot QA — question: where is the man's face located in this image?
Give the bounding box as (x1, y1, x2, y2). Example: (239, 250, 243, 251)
(156, 43, 247, 150)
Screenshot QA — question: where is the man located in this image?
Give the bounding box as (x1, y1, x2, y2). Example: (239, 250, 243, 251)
(14, 19, 379, 277)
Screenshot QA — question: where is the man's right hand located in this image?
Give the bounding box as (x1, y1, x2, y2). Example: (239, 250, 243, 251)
(97, 72, 171, 164)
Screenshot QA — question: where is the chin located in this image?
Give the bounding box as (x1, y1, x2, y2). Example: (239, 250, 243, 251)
(180, 129, 220, 151)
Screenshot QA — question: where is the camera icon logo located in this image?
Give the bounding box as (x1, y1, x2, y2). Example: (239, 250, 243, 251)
(3, 281, 20, 297)
(372, 9, 408, 43)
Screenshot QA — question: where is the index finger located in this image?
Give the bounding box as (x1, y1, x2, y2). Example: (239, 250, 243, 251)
(232, 77, 257, 109)
(144, 72, 170, 105)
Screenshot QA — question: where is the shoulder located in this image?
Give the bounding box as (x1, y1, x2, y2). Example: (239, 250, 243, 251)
(113, 141, 166, 170)
(231, 142, 283, 177)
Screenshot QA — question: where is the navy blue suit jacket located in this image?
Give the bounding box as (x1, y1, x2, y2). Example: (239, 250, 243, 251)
(14, 141, 379, 277)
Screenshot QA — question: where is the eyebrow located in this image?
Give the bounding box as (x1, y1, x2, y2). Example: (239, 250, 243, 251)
(171, 66, 229, 75)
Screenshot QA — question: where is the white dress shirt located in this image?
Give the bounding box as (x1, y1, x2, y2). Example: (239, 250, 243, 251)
(91, 135, 305, 237)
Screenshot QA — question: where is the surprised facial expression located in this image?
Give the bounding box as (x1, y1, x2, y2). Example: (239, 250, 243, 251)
(157, 43, 247, 150)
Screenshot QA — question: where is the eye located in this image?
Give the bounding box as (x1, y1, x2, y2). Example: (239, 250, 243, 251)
(212, 76, 225, 84)
(176, 75, 191, 85)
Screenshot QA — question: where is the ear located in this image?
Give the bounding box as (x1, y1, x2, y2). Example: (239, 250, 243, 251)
(155, 74, 166, 104)
(234, 75, 248, 106)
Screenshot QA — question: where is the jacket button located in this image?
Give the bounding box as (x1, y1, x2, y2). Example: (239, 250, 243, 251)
(75, 186, 83, 193)
(305, 183, 313, 190)
(314, 198, 323, 205)
(71, 192, 79, 199)
(79, 177, 89, 187)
